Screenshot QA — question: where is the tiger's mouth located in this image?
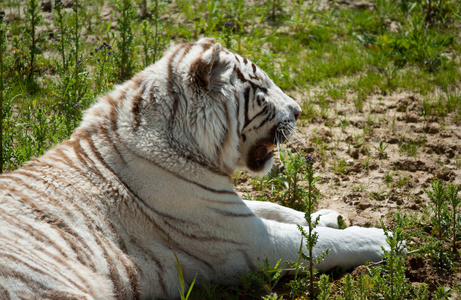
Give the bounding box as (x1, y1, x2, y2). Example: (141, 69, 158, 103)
(244, 125, 294, 174)
(247, 140, 277, 171)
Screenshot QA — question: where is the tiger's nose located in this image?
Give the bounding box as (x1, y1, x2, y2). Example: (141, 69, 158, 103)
(293, 105, 301, 121)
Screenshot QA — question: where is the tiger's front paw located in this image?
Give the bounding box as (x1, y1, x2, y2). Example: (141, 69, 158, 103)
(311, 209, 344, 229)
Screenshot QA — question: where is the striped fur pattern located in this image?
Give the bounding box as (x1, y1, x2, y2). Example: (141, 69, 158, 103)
(0, 38, 389, 299)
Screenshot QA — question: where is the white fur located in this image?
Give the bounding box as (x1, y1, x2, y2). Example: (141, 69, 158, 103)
(0, 39, 389, 299)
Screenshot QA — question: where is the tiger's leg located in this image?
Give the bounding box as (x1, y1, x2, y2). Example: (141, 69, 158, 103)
(243, 200, 342, 228)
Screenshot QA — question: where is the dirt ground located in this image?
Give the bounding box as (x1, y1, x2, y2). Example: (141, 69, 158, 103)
(237, 89, 460, 225)
(234, 89, 461, 292)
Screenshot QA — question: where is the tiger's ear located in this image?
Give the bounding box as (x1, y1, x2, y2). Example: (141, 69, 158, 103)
(190, 42, 222, 91)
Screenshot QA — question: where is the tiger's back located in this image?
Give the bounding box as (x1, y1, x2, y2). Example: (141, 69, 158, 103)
(0, 139, 140, 299)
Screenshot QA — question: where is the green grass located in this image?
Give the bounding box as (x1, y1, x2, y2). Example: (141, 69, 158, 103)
(1, 0, 461, 298)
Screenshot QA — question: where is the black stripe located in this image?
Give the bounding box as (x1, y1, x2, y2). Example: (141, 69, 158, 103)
(234, 66, 268, 93)
(0, 264, 49, 293)
(129, 237, 168, 297)
(243, 86, 251, 129)
(0, 205, 72, 261)
(132, 81, 148, 131)
(243, 106, 269, 131)
(210, 207, 255, 217)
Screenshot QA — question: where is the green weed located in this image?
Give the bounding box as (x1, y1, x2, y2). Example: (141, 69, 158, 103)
(115, 0, 136, 81)
(399, 136, 425, 158)
(317, 274, 331, 300)
(373, 140, 389, 159)
(24, 0, 42, 90)
(332, 158, 348, 174)
(269, 150, 311, 211)
(173, 250, 197, 300)
(425, 180, 461, 255)
(287, 155, 331, 299)
(242, 259, 283, 295)
(0, 12, 4, 173)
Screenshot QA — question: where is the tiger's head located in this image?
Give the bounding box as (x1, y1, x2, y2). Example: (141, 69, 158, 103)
(117, 38, 301, 177)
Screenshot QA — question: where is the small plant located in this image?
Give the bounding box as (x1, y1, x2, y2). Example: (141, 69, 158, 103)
(93, 42, 114, 93)
(24, 0, 42, 90)
(380, 213, 409, 299)
(394, 174, 410, 188)
(445, 183, 460, 255)
(415, 283, 430, 300)
(72, 0, 81, 63)
(362, 154, 372, 171)
(339, 274, 355, 300)
(425, 180, 449, 240)
(54, 0, 69, 72)
(302, 156, 322, 297)
(262, 293, 283, 300)
(0, 11, 4, 173)
(434, 286, 452, 300)
(426, 180, 461, 255)
(173, 250, 197, 300)
(398, 136, 425, 158)
(115, 0, 136, 81)
(141, 20, 152, 68)
(373, 140, 389, 159)
(356, 271, 369, 300)
(384, 169, 394, 186)
(332, 158, 348, 174)
(317, 274, 331, 300)
(241, 259, 284, 297)
(269, 150, 310, 210)
(288, 156, 330, 298)
(222, 21, 235, 50)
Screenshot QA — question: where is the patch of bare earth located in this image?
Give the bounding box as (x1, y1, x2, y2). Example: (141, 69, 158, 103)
(234, 89, 461, 291)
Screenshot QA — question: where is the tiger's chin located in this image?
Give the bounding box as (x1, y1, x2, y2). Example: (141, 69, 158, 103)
(243, 140, 277, 176)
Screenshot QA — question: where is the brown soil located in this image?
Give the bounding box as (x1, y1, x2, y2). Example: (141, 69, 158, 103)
(234, 89, 461, 294)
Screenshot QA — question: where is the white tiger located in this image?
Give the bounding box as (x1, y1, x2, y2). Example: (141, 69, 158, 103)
(0, 38, 389, 299)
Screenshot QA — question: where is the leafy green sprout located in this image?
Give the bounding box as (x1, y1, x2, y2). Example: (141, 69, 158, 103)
(173, 249, 197, 300)
(384, 169, 394, 186)
(289, 155, 331, 298)
(425, 180, 449, 240)
(24, 0, 42, 90)
(340, 273, 355, 300)
(269, 150, 310, 211)
(445, 183, 461, 255)
(373, 140, 389, 159)
(317, 274, 331, 300)
(380, 213, 409, 300)
(0, 10, 4, 173)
